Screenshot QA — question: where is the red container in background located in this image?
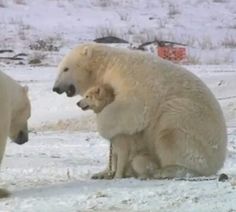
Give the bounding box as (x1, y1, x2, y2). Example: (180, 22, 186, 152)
(157, 46, 186, 62)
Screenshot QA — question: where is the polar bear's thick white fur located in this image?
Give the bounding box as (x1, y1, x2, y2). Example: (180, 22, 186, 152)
(0, 70, 31, 197)
(53, 43, 227, 178)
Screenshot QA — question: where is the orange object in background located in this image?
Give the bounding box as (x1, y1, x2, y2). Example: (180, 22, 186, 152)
(157, 46, 186, 62)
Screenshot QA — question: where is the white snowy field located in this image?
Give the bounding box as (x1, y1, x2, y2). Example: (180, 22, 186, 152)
(0, 65, 235, 211)
(0, 0, 236, 65)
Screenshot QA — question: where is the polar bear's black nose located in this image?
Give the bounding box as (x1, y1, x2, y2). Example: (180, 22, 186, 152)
(14, 130, 28, 145)
(53, 87, 62, 94)
(77, 101, 81, 107)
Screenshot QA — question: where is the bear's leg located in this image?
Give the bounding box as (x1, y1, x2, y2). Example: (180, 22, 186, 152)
(124, 164, 134, 178)
(111, 150, 117, 174)
(0, 135, 10, 198)
(112, 135, 130, 179)
(154, 124, 211, 177)
(0, 123, 11, 198)
(0, 137, 7, 164)
(114, 152, 128, 178)
(91, 135, 131, 179)
(131, 154, 159, 179)
(154, 165, 200, 179)
(0, 124, 8, 164)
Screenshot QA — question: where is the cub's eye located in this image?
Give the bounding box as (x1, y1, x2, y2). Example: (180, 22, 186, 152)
(63, 67, 69, 72)
(85, 95, 89, 98)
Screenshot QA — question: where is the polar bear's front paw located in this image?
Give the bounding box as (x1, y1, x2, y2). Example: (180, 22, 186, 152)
(91, 170, 115, 180)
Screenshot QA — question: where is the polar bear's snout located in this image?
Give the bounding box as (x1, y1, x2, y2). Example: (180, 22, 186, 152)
(52, 86, 63, 94)
(14, 125, 28, 145)
(53, 84, 76, 97)
(77, 100, 89, 111)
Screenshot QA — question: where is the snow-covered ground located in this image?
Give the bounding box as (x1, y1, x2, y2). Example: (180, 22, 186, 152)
(0, 0, 236, 65)
(0, 0, 236, 211)
(0, 65, 235, 211)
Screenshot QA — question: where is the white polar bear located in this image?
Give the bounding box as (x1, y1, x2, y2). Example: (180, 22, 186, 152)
(53, 43, 227, 178)
(0, 70, 31, 197)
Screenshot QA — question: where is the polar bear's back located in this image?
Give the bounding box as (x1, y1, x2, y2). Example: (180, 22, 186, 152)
(98, 44, 225, 124)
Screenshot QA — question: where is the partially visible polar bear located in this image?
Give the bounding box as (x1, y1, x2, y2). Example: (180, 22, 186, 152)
(53, 43, 227, 178)
(0, 70, 31, 197)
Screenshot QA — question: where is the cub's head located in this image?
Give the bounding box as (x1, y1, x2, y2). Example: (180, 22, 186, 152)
(77, 84, 115, 113)
(53, 43, 105, 97)
(10, 85, 31, 145)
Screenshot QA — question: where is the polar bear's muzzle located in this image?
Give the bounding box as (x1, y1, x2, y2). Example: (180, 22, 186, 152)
(77, 100, 89, 111)
(53, 84, 76, 97)
(52, 86, 63, 94)
(14, 126, 28, 145)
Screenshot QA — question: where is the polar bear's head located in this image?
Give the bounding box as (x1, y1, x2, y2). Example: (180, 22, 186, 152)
(53, 43, 102, 97)
(10, 85, 31, 145)
(77, 84, 115, 113)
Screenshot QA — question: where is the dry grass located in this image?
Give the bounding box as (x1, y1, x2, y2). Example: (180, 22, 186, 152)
(18, 24, 31, 41)
(213, 0, 228, 3)
(28, 52, 47, 65)
(95, 26, 121, 38)
(0, 0, 27, 6)
(29, 36, 63, 52)
(92, 0, 116, 7)
(181, 35, 196, 47)
(0, 0, 6, 7)
(14, 0, 26, 5)
(221, 35, 236, 48)
(197, 36, 215, 50)
(168, 3, 180, 18)
(92, 0, 133, 7)
(206, 53, 234, 65)
(186, 54, 201, 65)
(156, 18, 168, 29)
(117, 11, 129, 22)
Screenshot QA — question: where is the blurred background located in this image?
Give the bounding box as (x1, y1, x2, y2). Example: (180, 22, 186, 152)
(0, 0, 236, 66)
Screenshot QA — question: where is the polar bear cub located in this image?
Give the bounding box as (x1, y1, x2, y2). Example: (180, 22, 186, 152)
(77, 84, 115, 114)
(77, 84, 158, 179)
(0, 70, 31, 197)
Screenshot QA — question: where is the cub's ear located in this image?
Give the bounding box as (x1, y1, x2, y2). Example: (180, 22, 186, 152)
(81, 45, 92, 57)
(23, 85, 29, 93)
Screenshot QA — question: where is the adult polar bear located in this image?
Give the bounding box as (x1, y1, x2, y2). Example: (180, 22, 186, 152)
(53, 43, 227, 178)
(0, 70, 31, 197)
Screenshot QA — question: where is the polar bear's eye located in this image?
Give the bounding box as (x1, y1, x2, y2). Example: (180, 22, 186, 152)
(63, 67, 69, 72)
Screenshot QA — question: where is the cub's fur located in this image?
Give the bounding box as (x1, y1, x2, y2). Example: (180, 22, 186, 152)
(77, 84, 158, 179)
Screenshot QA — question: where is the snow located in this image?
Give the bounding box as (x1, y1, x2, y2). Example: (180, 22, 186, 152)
(0, 0, 236, 64)
(0, 65, 235, 211)
(0, 0, 236, 211)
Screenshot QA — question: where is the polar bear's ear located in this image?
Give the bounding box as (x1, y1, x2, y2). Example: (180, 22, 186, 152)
(23, 85, 29, 93)
(81, 46, 92, 57)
